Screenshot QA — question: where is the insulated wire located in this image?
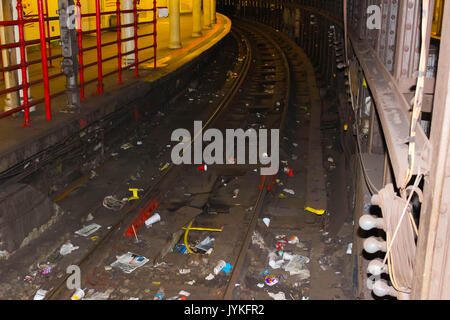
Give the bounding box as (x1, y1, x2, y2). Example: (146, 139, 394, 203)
(404, 0, 430, 188)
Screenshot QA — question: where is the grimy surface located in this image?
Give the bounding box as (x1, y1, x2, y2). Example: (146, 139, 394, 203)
(0, 19, 354, 300)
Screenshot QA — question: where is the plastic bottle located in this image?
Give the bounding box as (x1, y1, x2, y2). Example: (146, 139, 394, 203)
(214, 260, 227, 275)
(153, 288, 164, 300)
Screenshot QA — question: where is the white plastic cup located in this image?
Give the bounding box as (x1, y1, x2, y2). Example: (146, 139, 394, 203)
(71, 288, 85, 300)
(145, 213, 161, 227)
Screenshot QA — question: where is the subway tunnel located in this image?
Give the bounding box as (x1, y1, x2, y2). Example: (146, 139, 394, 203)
(0, 0, 449, 303)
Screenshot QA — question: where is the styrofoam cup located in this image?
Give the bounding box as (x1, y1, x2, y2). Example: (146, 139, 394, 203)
(145, 213, 161, 227)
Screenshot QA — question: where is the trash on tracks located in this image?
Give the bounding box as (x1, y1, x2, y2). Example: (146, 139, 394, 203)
(304, 206, 326, 216)
(103, 195, 128, 211)
(75, 223, 101, 237)
(154, 288, 164, 300)
(33, 289, 48, 300)
(264, 275, 280, 286)
(145, 212, 161, 228)
(60, 241, 79, 256)
(214, 260, 234, 275)
(71, 288, 85, 300)
(268, 291, 286, 300)
(110, 252, 149, 274)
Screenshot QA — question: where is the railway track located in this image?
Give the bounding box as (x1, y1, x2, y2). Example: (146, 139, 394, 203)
(47, 20, 295, 300)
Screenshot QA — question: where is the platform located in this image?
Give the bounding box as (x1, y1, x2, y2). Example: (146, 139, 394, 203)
(0, 13, 231, 174)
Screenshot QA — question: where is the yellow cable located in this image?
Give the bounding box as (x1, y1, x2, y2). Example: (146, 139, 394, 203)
(184, 220, 197, 254)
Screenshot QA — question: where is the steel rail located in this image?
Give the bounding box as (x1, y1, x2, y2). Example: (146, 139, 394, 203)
(222, 20, 291, 300)
(46, 29, 252, 300)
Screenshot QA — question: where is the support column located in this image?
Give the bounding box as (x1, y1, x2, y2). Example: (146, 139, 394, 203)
(210, 0, 216, 24)
(122, 0, 135, 66)
(192, 0, 202, 37)
(169, 0, 181, 49)
(203, 0, 211, 29)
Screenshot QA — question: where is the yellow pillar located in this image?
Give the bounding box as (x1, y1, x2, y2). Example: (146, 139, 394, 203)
(203, 0, 212, 29)
(169, 0, 182, 49)
(192, 0, 202, 37)
(210, 0, 216, 24)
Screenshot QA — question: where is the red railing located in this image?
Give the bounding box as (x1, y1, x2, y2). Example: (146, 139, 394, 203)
(76, 0, 157, 100)
(0, 0, 157, 127)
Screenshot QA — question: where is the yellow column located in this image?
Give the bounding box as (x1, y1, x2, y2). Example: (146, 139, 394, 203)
(203, 0, 212, 29)
(169, 0, 182, 49)
(210, 0, 216, 24)
(192, 0, 202, 37)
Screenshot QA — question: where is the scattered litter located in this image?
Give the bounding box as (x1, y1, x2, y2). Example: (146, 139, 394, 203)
(282, 252, 294, 260)
(71, 288, 85, 300)
(174, 243, 188, 254)
(103, 196, 127, 211)
(283, 168, 294, 177)
(145, 213, 161, 227)
(197, 164, 207, 171)
(318, 256, 333, 271)
(235, 283, 240, 287)
(233, 189, 240, 199)
(346, 243, 353, 255)
(195, 236, 215, 253)
(279, 193, 286, 199)
(129, 297, 139, 300)
(60, 241, 79, 256)
(305, 206, 326, 216)
(251, 231, 267, 250)
(33, 289, 47, 300)
(268, 292, 286, 300)
(179, 290, 190, 297)
(222, 263, 234, 275)
(275, 237, 288, 252)
(283, 255, 310, 276)
(111, 152, 119, 157)
(186, 280, 196, 285)
(264, 275, 279, 286)
(283, 188, 295, 195)
(104, 266, 112, 271)
(110, 252, 149, 274)
(42, 266, 52, 275)
(75, 223, 101, 237)
(0, 250, 10, 259)
(154, 288, 164, 300)
(288, 236, 299, 244)
(292, 143, 298, 147)
(269, 258, 284, 269)
(136, 141, 143, 146)
(214, 260, 226, 275)
(121, 143, 133, 150)
(257, 283, 264, 288)
(86, 213, 94, 221)
(262, 218, 271, 227)
(160, 162, 170, 171)
(179, 269, 191, 275)
(205, 273, 215, 280)
(85, 289, 114, 300)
